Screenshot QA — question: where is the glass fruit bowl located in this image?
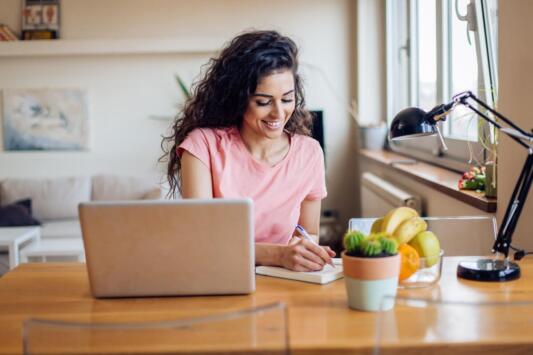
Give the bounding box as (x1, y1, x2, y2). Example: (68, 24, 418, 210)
(399, 249, 444, 289)
(348, 216, 498, 289)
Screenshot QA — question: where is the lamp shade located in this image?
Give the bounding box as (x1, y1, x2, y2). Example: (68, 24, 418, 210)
(389, 107, 437, 141)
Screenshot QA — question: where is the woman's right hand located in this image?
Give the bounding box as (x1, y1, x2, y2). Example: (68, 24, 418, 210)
(278, 237, 335, 272)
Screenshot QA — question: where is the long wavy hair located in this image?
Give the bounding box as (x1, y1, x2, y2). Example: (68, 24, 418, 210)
(160, 30, 313, 197)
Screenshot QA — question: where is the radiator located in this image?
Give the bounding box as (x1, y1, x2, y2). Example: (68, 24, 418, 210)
(361, 172, 422, 217)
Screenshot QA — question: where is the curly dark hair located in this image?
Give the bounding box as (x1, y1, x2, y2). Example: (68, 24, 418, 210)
(160, 30, 313, 197)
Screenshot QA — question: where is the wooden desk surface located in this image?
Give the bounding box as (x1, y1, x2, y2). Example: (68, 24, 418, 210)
(1, 257, 533, 354)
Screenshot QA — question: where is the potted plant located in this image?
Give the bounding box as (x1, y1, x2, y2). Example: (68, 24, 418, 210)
(342, 231, 400, 311)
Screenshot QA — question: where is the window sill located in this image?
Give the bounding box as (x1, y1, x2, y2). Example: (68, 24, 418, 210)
(359, 149, 497, 213)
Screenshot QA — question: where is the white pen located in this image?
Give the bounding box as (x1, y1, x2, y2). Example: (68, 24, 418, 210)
(295, 224, 335, 268)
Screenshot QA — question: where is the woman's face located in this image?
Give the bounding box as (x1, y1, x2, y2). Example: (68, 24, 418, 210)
(242, 70, 296, 140)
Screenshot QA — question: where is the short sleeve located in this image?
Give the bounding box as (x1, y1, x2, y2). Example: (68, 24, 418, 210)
(177, 128, 211, 169)
(305, 143, 327, 201)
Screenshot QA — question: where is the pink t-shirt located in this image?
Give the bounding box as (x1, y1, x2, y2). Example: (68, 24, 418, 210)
(177, 127, 327, 244)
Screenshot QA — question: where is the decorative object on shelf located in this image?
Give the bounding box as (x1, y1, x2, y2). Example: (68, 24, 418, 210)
(2, 88, 89, 151)
(389, 90, 533, 282)
(458, 166, 486, 192)
(0, 24, 19, 41)
(341, 228, 400, 311)
(21, 0, 60, 40)
(359, 123, 388, 150)
(484, 161, 497, 198)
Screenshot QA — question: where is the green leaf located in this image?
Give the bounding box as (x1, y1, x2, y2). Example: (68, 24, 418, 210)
(175, 74, 191, 99)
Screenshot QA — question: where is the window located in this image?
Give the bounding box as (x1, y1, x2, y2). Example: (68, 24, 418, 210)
(386, 0, 498, 172)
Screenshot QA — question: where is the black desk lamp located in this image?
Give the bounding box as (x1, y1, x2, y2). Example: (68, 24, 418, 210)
(389, 91, 533, 282)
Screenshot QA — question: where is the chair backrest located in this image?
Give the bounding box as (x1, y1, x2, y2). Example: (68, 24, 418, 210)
(349, 216, 497, 256)
(23, 302, 289, 355)
(374, 296, 533, 354)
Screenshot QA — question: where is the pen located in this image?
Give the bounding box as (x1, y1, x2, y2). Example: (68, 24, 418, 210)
(295, 224, 335, 268)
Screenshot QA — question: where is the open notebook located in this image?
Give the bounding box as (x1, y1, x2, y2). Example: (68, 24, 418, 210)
(255, 258, 343, 284)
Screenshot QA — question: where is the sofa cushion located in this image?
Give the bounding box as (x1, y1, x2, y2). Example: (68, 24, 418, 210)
(91, 174, 161, 201)
(0, 177, 91, 221)
(0, 199, 41, 227)
(40, 219, 82, 239)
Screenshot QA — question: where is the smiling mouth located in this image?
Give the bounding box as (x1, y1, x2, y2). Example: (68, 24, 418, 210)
(262, 120, 283, 129)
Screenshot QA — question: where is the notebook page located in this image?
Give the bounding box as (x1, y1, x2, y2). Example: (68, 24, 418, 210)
(255, 260, 344, 285)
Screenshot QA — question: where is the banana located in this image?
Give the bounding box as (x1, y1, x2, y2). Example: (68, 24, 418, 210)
(381, 207, 419, 235)
(370, 217, 384, 234)
(393, 216, 427, 244)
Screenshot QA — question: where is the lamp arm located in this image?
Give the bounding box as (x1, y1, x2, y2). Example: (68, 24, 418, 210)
(438, 91, 533, 260)
(451, 91, 532, 150)
(454, 91, 531, 138)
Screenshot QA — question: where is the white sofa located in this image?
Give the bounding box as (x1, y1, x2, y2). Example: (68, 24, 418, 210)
(0, 175, 162, 271)
(0, 175, 162, 239)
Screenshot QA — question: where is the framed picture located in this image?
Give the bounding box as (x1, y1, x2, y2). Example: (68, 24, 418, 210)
(42, 5, 59, 26)
(2, 88, 90, 151)
(22, 0, 60, 39)
(22, 5, 42, 28)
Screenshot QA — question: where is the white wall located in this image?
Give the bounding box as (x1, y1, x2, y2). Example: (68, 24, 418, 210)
(356, 0, 386, 127)
(0, 0, 358, 226)
(498, 0, 533, 251)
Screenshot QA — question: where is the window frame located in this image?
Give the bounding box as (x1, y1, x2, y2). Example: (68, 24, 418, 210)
(385, 0, 498, 173)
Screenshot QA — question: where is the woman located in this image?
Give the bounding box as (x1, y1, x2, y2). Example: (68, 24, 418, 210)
(161, 30, 334, 271)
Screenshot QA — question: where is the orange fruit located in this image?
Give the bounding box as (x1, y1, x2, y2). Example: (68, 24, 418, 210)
(398, 244, 420, 281)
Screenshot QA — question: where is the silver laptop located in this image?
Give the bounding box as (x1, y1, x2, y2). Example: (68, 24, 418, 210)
(79, 199, 255, 298)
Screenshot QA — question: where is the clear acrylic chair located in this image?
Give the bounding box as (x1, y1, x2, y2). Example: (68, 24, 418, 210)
(374, 296, 533, 355)
(23, 302, 289, 355)
(349, 216, 497, 256)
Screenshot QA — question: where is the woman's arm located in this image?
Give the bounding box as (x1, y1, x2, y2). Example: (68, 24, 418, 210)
(180, 151, 213, 198)
(256, 198, 334, 271)
(256, 199, 335, 272)
(296, 199, 322, 243)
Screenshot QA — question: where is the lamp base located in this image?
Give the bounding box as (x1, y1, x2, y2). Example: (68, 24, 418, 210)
(457, 259, 520, 282)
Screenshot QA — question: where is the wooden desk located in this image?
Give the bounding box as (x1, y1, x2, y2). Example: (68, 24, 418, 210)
(1, 257, 533, 354)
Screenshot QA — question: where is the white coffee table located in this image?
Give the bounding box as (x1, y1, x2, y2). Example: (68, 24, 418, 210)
(0, 227, 41, 269)
(20, 238, 85, 263)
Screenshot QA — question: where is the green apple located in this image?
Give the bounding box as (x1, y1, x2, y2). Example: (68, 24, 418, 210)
(408, 231, 441, 267)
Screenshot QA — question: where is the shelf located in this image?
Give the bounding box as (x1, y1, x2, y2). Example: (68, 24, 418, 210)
(360, 149, 497, 213)
(0, 38, 220, 57)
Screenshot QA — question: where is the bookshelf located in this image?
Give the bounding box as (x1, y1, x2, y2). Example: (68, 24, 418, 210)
(0, 38, 220, 57)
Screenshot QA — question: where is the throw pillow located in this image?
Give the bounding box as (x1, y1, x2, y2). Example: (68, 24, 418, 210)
(0, 199, 41, 227)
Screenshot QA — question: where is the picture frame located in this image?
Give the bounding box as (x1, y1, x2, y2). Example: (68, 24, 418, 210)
(2, 88, 90, 151)
(21, 0, 60, 39)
